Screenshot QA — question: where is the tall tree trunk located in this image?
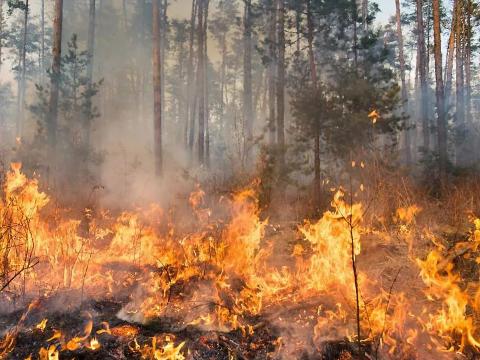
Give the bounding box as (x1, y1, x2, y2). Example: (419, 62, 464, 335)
(352, 0, 358, 69)
(276, 0, 285, 162)
(204, 0, 210, 166)
(122, 0, 128, 31)
(196, 0, 205, 164)
(152, 0, 163, 175)
(86, 0, 96, 148)
(48, 0, 64, 157)
(267, 0, 276, 144)
(17, 0, 29, 138)
(219, 32, 226, 138)
(455, 0, 464, 164)
(243, 0, 253, 165)
(432, 0, 447, 181)
(0, 0, 2, 69)
(416, 0, 429, 152)
(307, 0, 320, 208)
(187, 0, 197, 151)
(40, 0, 45, 82)
(361, 0, 368, 31)
(395, 0, 410, 164)
(465, 0, 472, 125)
(444, 5, 456, 111)
(160, 0, 167, 133)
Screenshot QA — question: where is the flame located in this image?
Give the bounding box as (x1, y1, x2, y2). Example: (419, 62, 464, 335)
(3, 164, 480, 357)
(35, 319, 48, 332)
(38, 345, 59, 360)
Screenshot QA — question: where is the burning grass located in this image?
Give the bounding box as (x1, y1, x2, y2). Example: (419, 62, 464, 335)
(2, 163, 480, 359)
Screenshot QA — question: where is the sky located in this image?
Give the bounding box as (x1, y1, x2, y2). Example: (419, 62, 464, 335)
(377, 0, 396, 24)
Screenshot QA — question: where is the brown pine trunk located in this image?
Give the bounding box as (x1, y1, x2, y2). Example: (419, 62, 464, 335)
(196, 0, 205, 164)
(444, 5, 455, 110)
(17, 0, 29, 138)
(204, 0, 210, 166)
(267, 0, 276, 145)
(455, 0, 464, 164)
(432, 0, 447, 181)
(243, 0, 253, 165)
(187, 0, 197, 151)
(219, 32, 226, 136)
(41, 0, 45, 81)
(152, 0, 163, 175)
(416, 0, 429, 152)
(0, 0, 2, 69)
(276, 0, 285, 161)
(352, 0, 358, 69)
(361, 0, 368, 31)
(48, 0, 64, 154)
(307, 0, 320, 208)
(465, 0, 472, 125)
(395, 0, 410, 164)
(86, 0, 96, 148)
(160, 0, 167, 131)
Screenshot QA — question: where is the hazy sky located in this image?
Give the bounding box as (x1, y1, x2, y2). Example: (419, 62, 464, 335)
(377, 0, 396, 23)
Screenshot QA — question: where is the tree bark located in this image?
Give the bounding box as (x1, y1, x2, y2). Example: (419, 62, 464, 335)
(395, 0, 410, 164)
(352, 0, 358, 69)
(160, 0, 167, 135)
(432, 0, 447, 181)
(267, 0, 276, 145)
(0, 0, 3, 69)
(86, 0, 96, 148)
(307, 0, 320, 208)
(17, 0, 29, 138)
(196, 0, 205, 164)
(204, 0, 210, 166)
(243, 0, 253, 166)
(152, 0, 163, 175)
(48, 0, 64, 154)
(465, 0, 472, 125)
(40, 0, 45, 82)
(416, 0, 429, 152)
(276, 0, 285, 162)
(444, 5, 455, 111)
(187, 0, 197, 151)
(455, 0, 464, 164)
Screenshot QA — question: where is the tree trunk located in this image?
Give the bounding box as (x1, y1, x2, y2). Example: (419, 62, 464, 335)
(416, 0, 429, 152)
(432, 0, 447, 181)
(160, 0, 167, 135)
(122, 0, 128, 32)
(307, 0, 320, 208)
(187, 0, 197, 151)
(40, 0, 45, 82)
(352, 0, 358, 69)
(48, 0, 64, 155)
(204, 0, 210, 166)
(219, 32, 226, 137)
(86, 0, 96, 148)
(395, 0, 410, 164)
(465, 0, 472, 125)
(455, 0, 464, 165)
(267, 0, 276, 145)
(196, 0, 205, 165)
(17, 0, 29, 138)
(444, 5, 455, 111)
(243, 0, 253, 166)
(276, 0, 285, 162)
(361, 0, 368, 31)
(152, 0, 163, 175)
(0, 0, 2, 69)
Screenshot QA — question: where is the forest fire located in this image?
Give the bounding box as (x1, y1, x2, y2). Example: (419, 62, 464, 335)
(0, 163, 480, 359)
(0, 0, 477, 357)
